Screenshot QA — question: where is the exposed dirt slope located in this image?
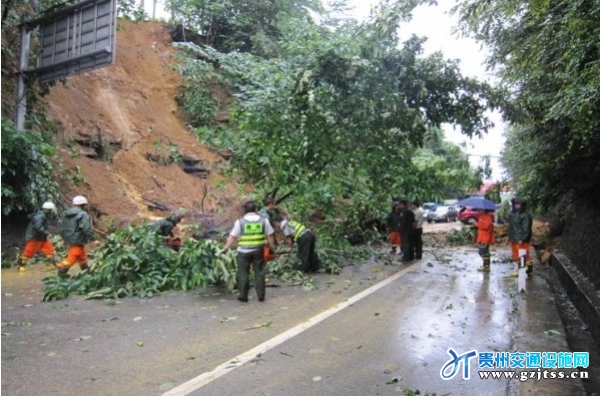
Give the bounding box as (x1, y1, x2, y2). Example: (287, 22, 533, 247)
(45, 20, 239, 227)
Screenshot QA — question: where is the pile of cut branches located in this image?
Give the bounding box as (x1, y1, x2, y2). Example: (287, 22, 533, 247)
(445, 226, 477, 246)
(42, 225, 236, 301)
(42, 225, 370, 301)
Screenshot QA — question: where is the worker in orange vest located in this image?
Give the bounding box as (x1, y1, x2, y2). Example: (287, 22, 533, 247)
(473, 209, 496, 272)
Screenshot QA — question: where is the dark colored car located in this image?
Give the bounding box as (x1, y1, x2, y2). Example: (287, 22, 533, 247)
(458, 206, 489, 224)
(426, 205, 458, 223)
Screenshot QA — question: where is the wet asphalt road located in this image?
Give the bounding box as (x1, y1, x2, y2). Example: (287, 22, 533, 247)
(1, 240, 584, 396)
(188, 249, 516, 396)
(1, 250, 404, 396)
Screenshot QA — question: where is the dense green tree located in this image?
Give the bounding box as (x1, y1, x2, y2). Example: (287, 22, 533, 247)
(165, 0, 322, 54)
(455, 0, 600, 209)
(1, 118, 60, 216)
(176, 1, 496, 238)
(412, 129, 484, 200)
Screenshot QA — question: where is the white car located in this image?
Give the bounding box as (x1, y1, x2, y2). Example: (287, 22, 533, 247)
(422, 202, 439, 219)
(426, 205, 458, 223)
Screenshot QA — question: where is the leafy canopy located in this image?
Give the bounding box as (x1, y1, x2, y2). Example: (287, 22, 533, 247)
(1, 118, 60, 216)
(455, 0, 600, 209)
(175, 0, 494, 235)
(165, 0, 322, 54)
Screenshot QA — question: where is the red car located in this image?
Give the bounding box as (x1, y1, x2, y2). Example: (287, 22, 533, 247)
(458, 206, 487, 224)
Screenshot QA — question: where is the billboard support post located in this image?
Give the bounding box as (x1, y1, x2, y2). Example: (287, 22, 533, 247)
(15, 24, 31, 131)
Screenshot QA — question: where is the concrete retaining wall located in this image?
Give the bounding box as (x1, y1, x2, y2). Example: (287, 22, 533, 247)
(561, 197, 600, 290)
(551, 252, 600, 348)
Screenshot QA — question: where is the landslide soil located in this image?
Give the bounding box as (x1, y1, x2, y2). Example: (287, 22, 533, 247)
(45, 19, 240, 229)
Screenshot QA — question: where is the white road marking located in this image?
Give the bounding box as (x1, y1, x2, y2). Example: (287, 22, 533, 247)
(163, 262, 421, 396)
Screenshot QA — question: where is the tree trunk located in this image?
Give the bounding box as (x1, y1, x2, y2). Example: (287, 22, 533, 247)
(2, 0, 13, 24)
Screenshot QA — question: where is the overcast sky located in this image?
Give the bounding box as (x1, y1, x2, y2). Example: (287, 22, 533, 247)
(145, 0, 506, 180)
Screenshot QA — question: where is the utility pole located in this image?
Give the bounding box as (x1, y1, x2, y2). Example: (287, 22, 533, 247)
(15, 24, 31, 131)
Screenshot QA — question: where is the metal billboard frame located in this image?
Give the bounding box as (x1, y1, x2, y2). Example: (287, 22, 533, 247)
(15, 0, 117, 130)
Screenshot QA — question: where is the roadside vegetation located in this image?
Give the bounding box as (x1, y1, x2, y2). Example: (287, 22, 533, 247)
(455, 0, 600, 211)
(173, 0, 494, 243)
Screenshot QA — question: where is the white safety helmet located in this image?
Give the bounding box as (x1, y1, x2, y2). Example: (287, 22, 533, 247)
(72, 195, 88, 206)
(42, 201, 56, 211)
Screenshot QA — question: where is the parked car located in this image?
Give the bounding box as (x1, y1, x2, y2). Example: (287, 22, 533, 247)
(422, 202, 439, 219)
(426, 205, 458, 223)
(458, 206, 491, 224)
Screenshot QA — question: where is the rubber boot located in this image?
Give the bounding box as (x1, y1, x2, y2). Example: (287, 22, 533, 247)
(17, 257, 27, 272)
(57, 266, 69, 277)
(526, 262, 533, 279)
(509, 261, 519, 277)
(477, 257, 491, 272)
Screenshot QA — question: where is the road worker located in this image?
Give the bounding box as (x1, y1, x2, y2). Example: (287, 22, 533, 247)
(387, 201, 402, 254)
(148, 215, 182, 250)
(474, 209, 496, 272)
(271, 214, 320, 274)
(17, 201, 57, 272)
(57, 195, 98, 276)
(222, 201, 277, 302)
(508, 198, 534, 278)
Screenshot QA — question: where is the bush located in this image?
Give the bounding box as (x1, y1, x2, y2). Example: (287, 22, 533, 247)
(1, 118, 59, 216)
(497, 200, 510, 224)
(446, 226, 476, 246)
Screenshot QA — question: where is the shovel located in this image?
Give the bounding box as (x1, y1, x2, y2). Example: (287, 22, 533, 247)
(518, 248, 527, 293)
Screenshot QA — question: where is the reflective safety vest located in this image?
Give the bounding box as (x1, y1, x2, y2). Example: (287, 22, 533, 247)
(238, 217, 266, 248)
(288, 220, 307, 241)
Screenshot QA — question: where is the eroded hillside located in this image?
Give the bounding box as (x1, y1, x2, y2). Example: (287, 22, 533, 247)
(45, 20, 238, 227)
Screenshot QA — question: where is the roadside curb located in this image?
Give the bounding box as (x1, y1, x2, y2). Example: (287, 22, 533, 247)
(550, 251, 600, 348)
(509, 247, 586, 395)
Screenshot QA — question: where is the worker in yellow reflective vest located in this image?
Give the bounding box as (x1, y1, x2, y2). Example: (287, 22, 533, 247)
(272, 214, 320, 274)
(222, 201, 277, 303)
